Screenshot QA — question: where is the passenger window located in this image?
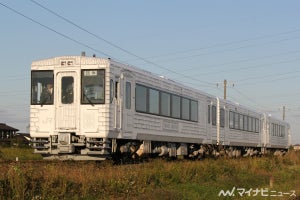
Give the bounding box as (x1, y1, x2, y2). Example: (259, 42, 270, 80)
(212, 105, 216, 126)
(110, 79, 114, 103)
(220, 108, 225, 127)
(181, 98, 190, 120)
(136, 85, 147, 112)
(208, 105, 211, 124)
(149, 89, 159, 114)
(160, 92, 171, 117)
(115, 82, 119, 99)
(244, 116, 248, 131)
(229, 111, 234, 128)
(171, 95, 181, 119)
(234, 113, 239, 129)
(191, 100, 198, 122)
(239, 114, 244, 130)
(61, 76, 74, 104)
(125, 82, 131, 109)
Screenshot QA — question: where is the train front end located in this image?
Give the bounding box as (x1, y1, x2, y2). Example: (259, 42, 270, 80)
(30, 56, 112, 160)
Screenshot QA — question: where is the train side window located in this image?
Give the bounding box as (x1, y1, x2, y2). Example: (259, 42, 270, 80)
(115, 82, 119, 99)
(255, 118, 259, 133)
(220, 108, 225, 127)
(125, 82, 131, 109)
(234, 112, 239, 129)
(181, 97, 190, 120)
(171, 95, 181, 119)
(160, 92, 171, 117)
(239, 114, 244, 130)
(251, 118, 255, 132)
(248, 117, 252, 132)
(191, 100, 198, 122)
(61, 76, 74, 104)
(110, 79, 114, 103)
(212, 105, 216, 126)
(149, 88, 159, 114)
(136, 84, 147, 112)
(208, 105, 211, 124)
(244, 116, 248, 131)
(229, 111, 234, 129)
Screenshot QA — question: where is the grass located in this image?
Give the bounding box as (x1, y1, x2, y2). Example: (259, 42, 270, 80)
(0, 147, 42, 161)
(0, 147, 299, 199)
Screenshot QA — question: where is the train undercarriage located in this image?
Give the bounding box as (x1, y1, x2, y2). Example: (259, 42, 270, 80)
(31, 135, 287, 161)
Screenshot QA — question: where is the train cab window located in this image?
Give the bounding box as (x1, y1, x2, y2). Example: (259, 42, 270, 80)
(61, 76, 74, 104)
(81, 69, 105, 104)
(31, 70, 54, 105)
(125, 82, 131, 109)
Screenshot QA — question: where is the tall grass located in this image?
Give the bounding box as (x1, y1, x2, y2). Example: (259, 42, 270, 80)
(0, 149, 299, 199)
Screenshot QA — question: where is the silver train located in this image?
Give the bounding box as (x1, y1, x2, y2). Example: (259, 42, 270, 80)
(30, 55, 291, 160)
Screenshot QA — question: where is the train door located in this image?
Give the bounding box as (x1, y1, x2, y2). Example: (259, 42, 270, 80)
(206, 99, 213, 143)
(121, 72, 134, 136)
(55, 72, 78, 130)
(261, 114, 269, 148)
(114, 76, 121, 131)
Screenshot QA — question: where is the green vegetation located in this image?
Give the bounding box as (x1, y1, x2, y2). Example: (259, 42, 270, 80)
(0, 147, 42, 161)
(0, 148, 299, 199)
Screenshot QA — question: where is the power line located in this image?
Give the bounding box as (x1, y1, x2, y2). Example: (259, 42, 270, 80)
(0, 2, 114, 59)
(28, 0, 215, 86)
(194, 57, 300, 77)
(159, 35, 300, 66)
(231, 87, 264, 110)
(176, 49, 300, 74)
(127, 28, 300, 63)
(0, 1, 214, 87)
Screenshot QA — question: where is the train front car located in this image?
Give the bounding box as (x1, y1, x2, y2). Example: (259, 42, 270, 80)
(30, 56, 112, 160)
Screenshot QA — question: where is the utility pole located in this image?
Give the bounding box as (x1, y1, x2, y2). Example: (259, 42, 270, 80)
(224, 79, 227, 100)
(217, 79, 233, 100)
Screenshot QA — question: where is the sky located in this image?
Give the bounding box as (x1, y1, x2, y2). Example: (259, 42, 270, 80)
(0, 0, 300, 144)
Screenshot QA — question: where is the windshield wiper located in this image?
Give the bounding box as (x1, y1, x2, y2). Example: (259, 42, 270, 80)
(83, 92, 95, 106)
(40, 93, 52, 107)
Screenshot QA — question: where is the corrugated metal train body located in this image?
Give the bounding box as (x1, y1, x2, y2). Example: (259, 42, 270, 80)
(30, 56, 290, 160)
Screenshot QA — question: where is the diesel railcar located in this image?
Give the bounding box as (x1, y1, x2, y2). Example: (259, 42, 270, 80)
(30, 55, 291, 160)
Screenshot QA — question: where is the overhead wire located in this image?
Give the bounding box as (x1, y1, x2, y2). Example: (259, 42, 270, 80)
(127, 28, 300, 62)
(1, 1, 298, 115)
(0, 2, 115, 59)
(29, 0, 214, 87)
